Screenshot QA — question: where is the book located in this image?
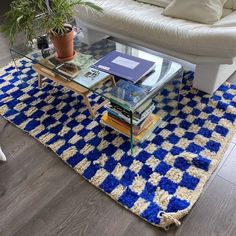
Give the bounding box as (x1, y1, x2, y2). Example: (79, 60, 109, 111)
(107, 112, 156, 135)
(109, 80, 148, 108)
(106, 102, 154, 126)
(57, 63, 80, 78)
(134, 103, 155, 119)
(70, 53, 93, 68)
(110, 99, 153, 118)
(134, 99, 153, 118)
(73, 68, 110, 89)
(70, 53, 97, 72)
(101, 112, 161, 143)
(92, 50, 155, 83)
(136, 114, 156, 134)
(39, 53, 95, 80)
(106, 107, 140, 126)
(110, 102, 131, 118)
(38, 58, 79, 80)
(108, 101, 155, 121)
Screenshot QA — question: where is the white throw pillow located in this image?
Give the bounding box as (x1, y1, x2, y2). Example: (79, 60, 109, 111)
(137, 0, 171, 8)
(163, 0, 227, 24)
(224, 0, 236, 9)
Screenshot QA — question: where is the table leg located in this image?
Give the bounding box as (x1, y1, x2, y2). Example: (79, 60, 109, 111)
(83, 95, 95, 118)
(38, 74, 43, 88)
(111, 75, 116, 87)
(130, 111, 134, 156)
(10, 49, 21, 81)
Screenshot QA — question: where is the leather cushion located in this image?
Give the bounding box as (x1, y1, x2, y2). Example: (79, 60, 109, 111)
(76, 0, 236, 58)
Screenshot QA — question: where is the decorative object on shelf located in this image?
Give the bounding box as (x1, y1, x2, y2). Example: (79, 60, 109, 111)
(37, 35, 49, 50)
(1, 0, 103, 61)
(37, 34, 50, 58)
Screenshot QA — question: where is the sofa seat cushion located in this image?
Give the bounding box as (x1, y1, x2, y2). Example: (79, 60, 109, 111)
(76, 0, 236, 58)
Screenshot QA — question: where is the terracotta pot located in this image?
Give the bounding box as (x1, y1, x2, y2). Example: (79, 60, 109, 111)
(50, 25, 75, 61)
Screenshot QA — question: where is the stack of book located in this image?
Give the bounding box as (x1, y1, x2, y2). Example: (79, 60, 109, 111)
(101, 80, 161, 143)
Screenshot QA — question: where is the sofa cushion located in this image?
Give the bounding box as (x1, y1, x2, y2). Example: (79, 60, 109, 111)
(138, 0, 233, 18)
(225, 0, 236, 9)
(137, 0, 171, 8)
(222, 8, 234, 17)
(138, 0, 236, 9)
(76, 0, 236, 59)
(222, 8, 233, 16)
(163, 0, 226, 24)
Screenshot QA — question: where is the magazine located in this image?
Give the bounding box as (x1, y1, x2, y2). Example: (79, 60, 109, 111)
(73, 68, 110, 88)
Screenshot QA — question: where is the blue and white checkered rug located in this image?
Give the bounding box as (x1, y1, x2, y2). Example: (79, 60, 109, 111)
(0, 59, 236, 229)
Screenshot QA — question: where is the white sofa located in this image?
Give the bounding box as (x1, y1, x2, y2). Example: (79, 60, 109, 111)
(75, 0, 236, 94)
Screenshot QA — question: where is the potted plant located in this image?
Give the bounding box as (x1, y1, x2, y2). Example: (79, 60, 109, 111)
(1, 0, 102, 61)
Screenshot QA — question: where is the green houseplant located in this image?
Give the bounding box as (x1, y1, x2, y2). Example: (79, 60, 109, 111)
(1, 0, 102, 61)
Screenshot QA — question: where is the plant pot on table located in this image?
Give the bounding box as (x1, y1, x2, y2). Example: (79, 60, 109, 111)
(50, 25, 76, 62)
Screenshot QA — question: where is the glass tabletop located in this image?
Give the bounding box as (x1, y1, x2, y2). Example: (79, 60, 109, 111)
(10, 35, 183, 113)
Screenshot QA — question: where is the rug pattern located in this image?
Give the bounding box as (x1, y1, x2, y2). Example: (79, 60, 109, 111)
(0, 45, 236, 228)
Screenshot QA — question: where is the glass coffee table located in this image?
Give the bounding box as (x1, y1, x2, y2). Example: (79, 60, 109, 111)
(10, 36, 183, 155)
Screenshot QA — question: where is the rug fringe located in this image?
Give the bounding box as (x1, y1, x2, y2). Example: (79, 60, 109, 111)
(158, 211, 181, 230)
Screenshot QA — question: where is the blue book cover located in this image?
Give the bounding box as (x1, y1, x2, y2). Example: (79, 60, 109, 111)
(92, 51, 155, 83)
(110, 80, 148, 108)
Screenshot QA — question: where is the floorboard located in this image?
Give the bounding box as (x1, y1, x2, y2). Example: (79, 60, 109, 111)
(218, 145, 236, 185)
(175, 176, 236, 236)
(15, 176, 135, 236)
(0, 123, 78, 235)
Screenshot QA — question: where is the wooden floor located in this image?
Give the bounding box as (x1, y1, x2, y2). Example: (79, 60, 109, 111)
(1, 32, 236, 236)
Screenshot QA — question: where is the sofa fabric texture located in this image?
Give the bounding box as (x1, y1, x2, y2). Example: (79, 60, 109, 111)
(225, 0, 236, 9)
(138, 0, 236, 9)
(163, 0, 226, 24)
(137, 0, 171, 8)
(76, 0, 236, 59)
(138, 0, 233, 18)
